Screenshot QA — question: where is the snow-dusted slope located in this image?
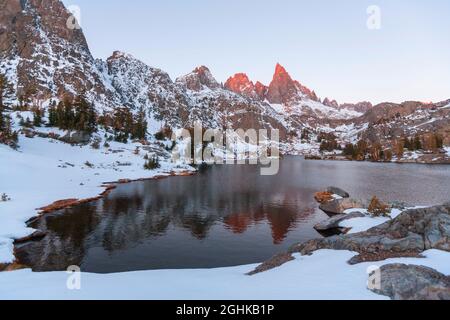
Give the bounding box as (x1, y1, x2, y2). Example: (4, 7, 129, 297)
(0, 0, 119, 109)
(106, 51, 192, 129)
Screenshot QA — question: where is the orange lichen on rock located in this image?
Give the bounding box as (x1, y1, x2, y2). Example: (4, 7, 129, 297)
(314, 191, 333, 203)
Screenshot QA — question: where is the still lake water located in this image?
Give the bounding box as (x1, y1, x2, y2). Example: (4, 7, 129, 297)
(16, 157, 450, 273)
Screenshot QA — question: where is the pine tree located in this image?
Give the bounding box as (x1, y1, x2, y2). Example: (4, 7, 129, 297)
(414, 135, 422, 150)
(0, 73, 14, 130)
(343, 143, 355, 158)
(132, 106, 147, 140)
(73, 95, 97, 133)
(436, 134, 444, 149)
(33, 107, 43, 127)
(48, 100, 57, 127)
(394, 138, 405, 158)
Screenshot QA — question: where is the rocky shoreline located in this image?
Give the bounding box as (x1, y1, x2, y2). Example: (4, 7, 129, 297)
(306, 154, 450, 164)
(249, 187, 450, 300)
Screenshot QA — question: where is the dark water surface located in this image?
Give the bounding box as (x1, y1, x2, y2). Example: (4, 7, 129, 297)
(16, 157, 450, 273)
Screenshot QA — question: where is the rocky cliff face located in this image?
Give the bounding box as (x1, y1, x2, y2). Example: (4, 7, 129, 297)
(0, 0, 117, 108)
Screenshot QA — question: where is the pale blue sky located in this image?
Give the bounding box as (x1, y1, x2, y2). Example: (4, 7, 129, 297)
(62, 0, 450, 104)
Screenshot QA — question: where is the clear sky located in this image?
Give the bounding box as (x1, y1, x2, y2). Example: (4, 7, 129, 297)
(62, 0, 450, 104)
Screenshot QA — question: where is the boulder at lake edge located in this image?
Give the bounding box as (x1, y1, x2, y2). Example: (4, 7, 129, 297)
(370, 264, 450, 300)
(319, 198, 365, 216)
(292, 204, 450, 257)
(314, 212, 366, 232)
(326, 186, 350, 198)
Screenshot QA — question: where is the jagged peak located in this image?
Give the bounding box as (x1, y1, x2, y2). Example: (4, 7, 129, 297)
(193, 65, 212, 74)
(109, 51, 135, 60)
(226, 72, 252, 82)
(323, 97, 339, 108)
(225, 73, 263, 100)
(274, 63, 288, 76)
(225, 73, 254, 90)
(176, 65, 220, 91)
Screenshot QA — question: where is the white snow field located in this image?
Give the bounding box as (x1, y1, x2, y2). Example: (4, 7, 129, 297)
(1, 249, 449, 300)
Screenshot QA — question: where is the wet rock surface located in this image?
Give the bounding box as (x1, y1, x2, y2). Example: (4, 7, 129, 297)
(314, 212, 366, 232)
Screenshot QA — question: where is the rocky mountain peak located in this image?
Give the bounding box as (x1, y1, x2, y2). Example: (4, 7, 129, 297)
(266, 63, 299, 104)
(224, 73, 262, 100)
(255, 81, 268, 101)
(109, 51, 134, 61)
(176, 65, 220, 92)
(274, 63, 288, 76)
(0, 0, 115, 107)
(323, 98, 339, 109)
(265, 63, 319, 104)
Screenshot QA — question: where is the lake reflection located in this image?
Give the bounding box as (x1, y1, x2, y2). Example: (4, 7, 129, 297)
(16, 157, 450, 273)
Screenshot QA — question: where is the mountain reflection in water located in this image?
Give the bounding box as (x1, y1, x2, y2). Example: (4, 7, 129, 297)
(16, 157, 450, 273)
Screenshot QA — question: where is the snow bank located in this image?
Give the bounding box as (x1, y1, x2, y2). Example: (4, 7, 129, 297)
(1, 249, 449, 300)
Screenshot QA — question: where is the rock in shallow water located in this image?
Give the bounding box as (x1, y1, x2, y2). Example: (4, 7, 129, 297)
(370, 264, 450, 300)
(326, 186, 350, 198)
(319, 198, 364, 216)
(314, 212, 366, 232)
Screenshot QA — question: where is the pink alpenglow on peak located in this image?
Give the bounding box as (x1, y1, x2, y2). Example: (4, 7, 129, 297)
(225, 73, 262, 100)
(266, 63, 318, 104)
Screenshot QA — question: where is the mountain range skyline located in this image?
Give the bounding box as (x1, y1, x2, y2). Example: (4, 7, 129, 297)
(61, 0, 450, 105)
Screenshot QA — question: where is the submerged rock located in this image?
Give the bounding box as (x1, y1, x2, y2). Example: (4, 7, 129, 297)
(370, 264, 450, 300)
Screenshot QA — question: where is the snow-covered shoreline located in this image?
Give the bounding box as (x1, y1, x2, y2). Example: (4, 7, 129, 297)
(0, 129, 194, 264)
(1, 249, 449, 300)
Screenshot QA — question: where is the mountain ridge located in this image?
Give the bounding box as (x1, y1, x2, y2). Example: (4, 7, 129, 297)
(1, 0, 449, 156)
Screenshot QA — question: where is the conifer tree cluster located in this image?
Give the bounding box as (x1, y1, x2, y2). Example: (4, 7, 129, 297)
(403, 135, 423, 151)
(342, 139, 392, 162)
(98, 106, 148, 143)
(318, 132, 340, 152)
(143, 154, 160, 170)
(48, 96, 97, 133)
